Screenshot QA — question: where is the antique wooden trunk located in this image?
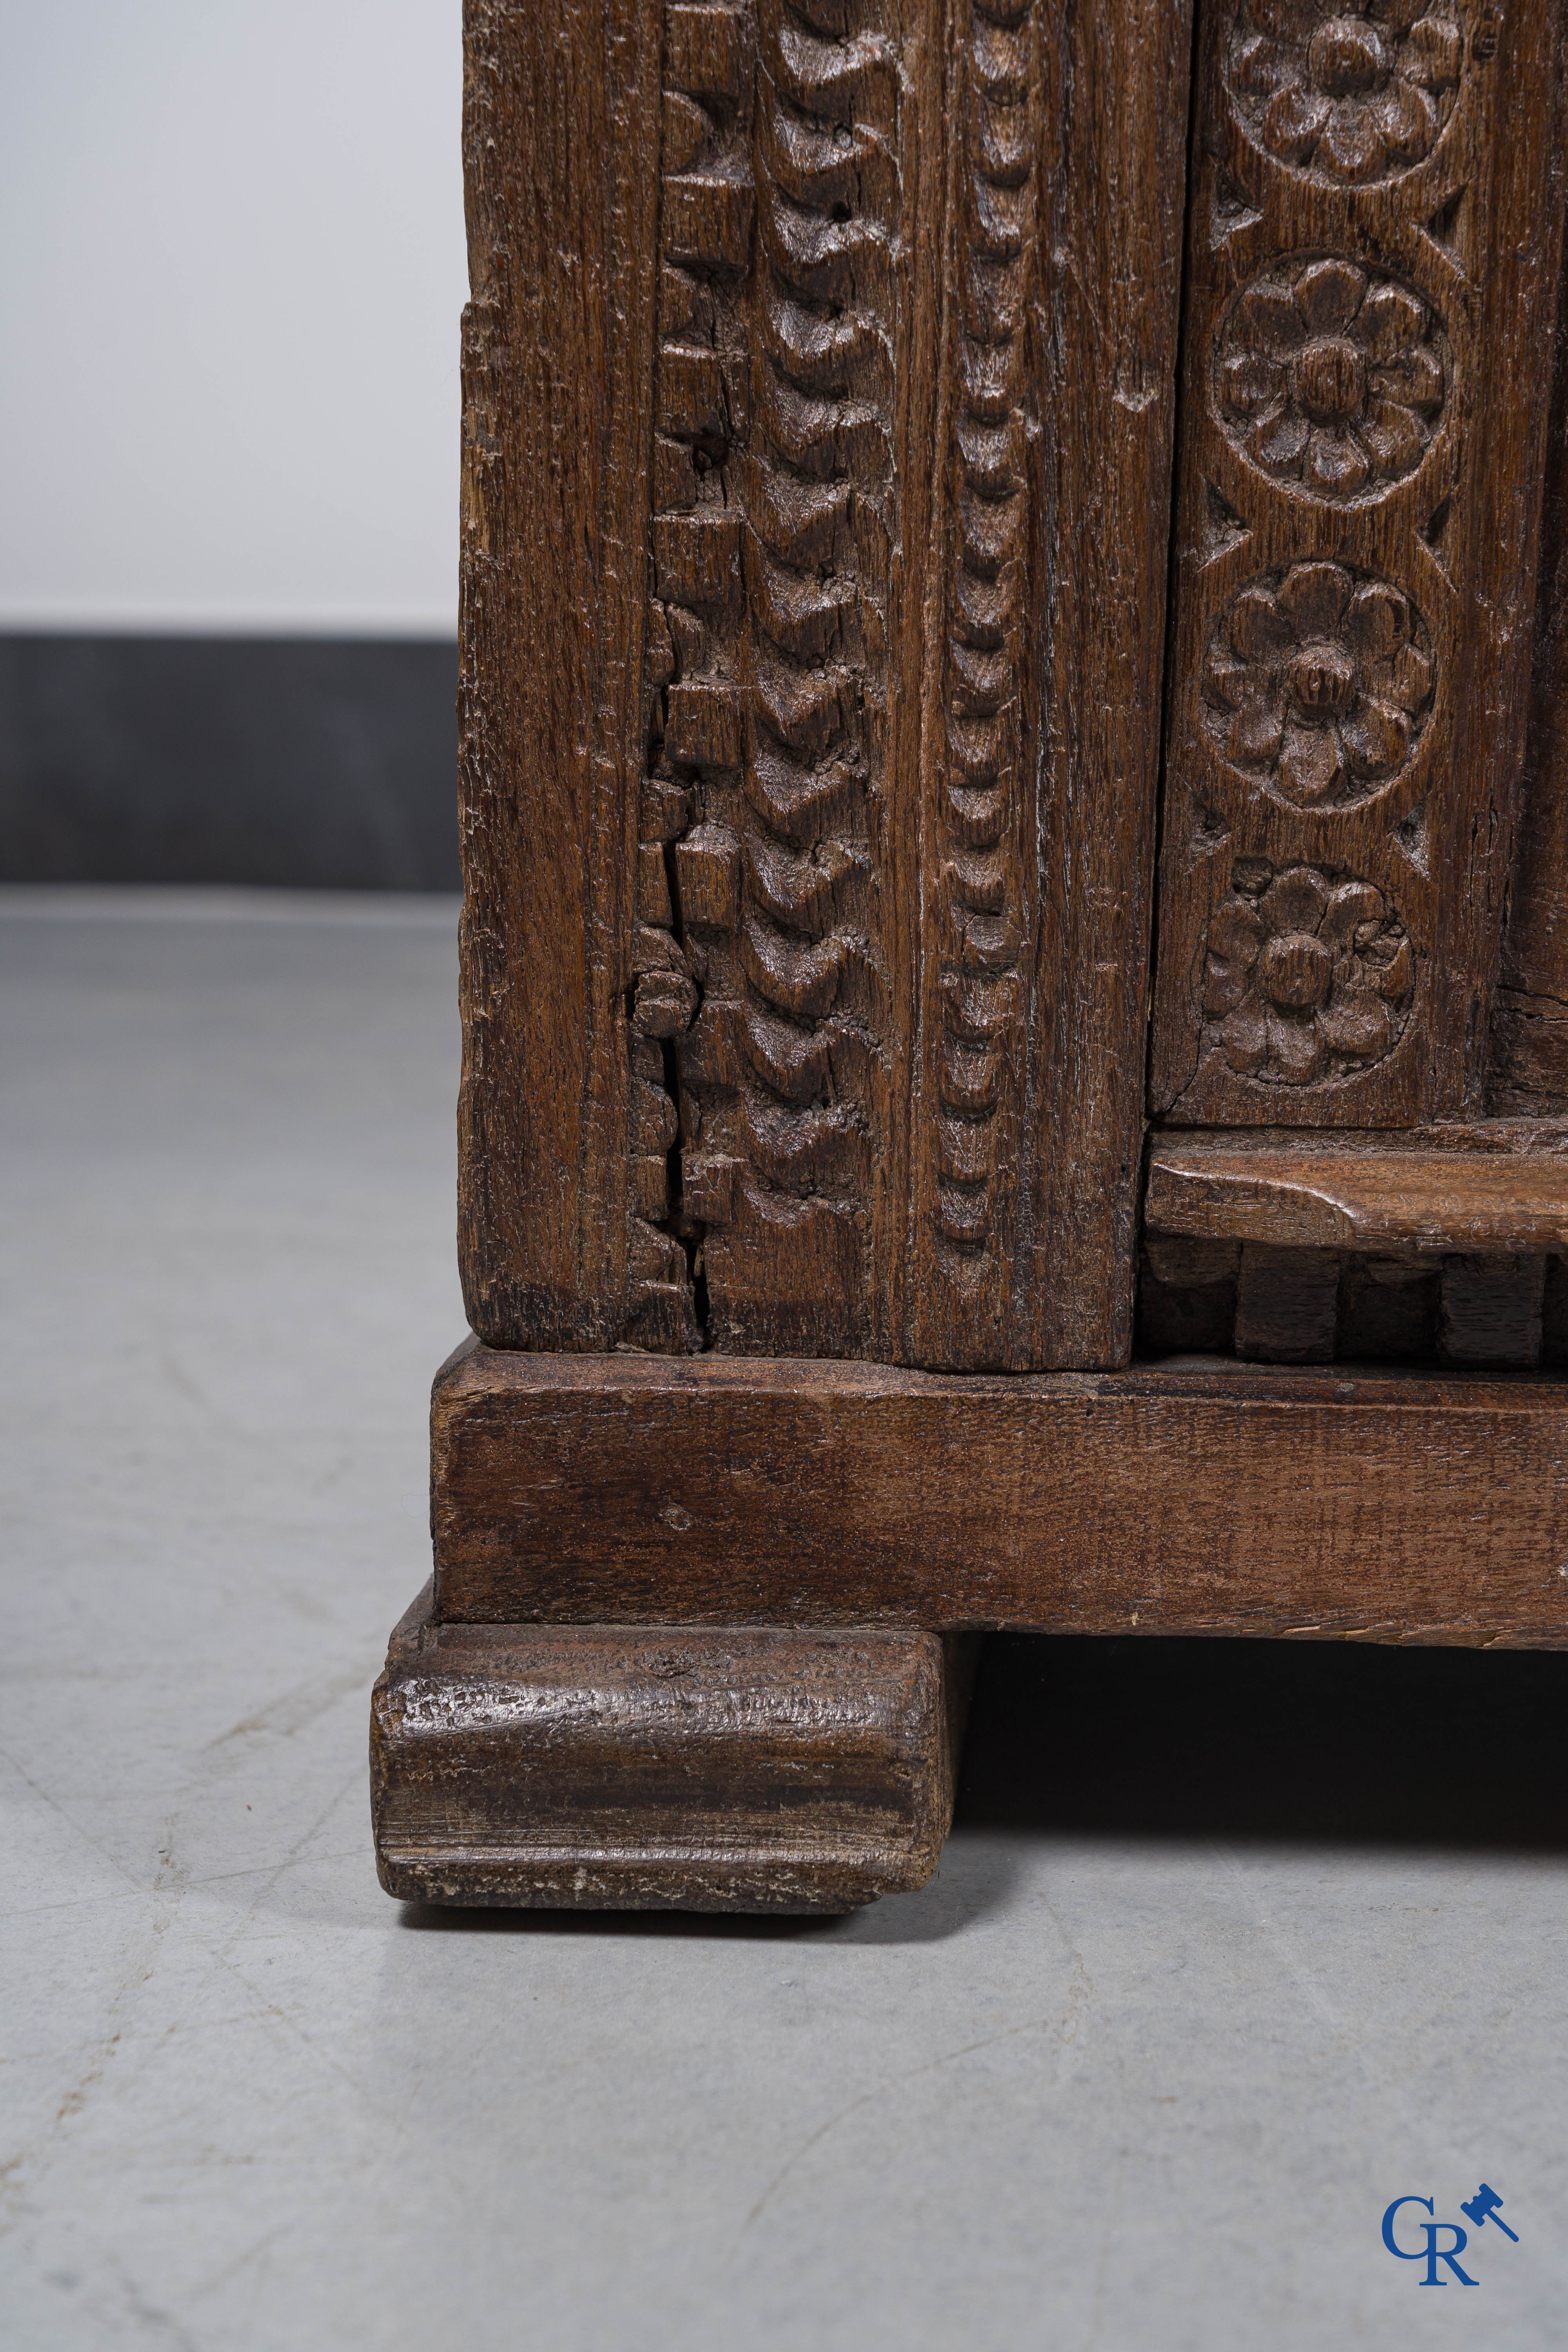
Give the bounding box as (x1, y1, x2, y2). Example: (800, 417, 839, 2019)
(372, 0, 1568, 1909)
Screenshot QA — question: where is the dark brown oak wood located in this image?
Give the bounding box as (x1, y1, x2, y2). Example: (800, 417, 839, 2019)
(395, 1, 1568, 1914)
(1137, 1232, 1242, 1355)
(897, 0, 1195, 1369)
(1002, 0, 1194, 1368)
(1495, 151, 1568, 1113)
(429, 1340, 1568, 1646)
(457, 0, 664, 1352)
(1147, 1125, 1568, 1250)
(1336, 1250, 1441, 1363)
(1233, 1242, 1341, 1359)
(372, 1586, 970, 1911)
(1439, 1254, 1548, 1369)
(456, 0, 1191, 1372)
(1140, 1239, 1566, 1371)
(1150, 0, 1568, 1127)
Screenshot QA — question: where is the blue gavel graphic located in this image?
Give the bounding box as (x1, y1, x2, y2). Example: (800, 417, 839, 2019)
(1459, 2185, 1519, 2242)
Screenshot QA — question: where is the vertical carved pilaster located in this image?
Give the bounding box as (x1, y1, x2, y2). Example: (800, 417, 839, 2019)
(655, 0, 906, 1355)
(621, 0, 1193, 1363)
(456, 0, 665, 1354)
(1150, 0, 1566, 1125)
(912, 0, 1041, 1358)
(1492, 166, 1568, 1112)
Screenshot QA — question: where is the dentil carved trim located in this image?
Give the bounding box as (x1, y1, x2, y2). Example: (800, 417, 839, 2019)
(932, 0, 1039, 1268)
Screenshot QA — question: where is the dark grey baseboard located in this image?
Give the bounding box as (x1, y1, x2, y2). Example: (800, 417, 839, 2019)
(0, 633, 459, 890)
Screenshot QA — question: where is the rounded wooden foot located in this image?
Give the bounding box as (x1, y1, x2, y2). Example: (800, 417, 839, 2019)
(371, 1590, 970, 1913)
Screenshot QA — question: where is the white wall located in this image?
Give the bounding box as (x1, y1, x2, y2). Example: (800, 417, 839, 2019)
(0, 1, 466, 635)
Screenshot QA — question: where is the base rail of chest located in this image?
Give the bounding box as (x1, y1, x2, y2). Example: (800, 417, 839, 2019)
(426, 1339, 1568, 1649)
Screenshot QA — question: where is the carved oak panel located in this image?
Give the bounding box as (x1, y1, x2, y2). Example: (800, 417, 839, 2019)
(1150, 0, 1567, 1125)
(458, 0, 1194, 1370)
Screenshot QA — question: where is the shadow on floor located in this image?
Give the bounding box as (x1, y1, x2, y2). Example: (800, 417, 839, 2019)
(955, 1633, 1568, 1849)
(398, 1902, 851, 1943)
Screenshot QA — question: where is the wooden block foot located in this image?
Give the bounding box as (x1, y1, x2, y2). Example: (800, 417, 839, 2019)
(371, 1590, 971, 1913)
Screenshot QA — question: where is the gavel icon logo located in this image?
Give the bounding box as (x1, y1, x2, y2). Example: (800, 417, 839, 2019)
(1459, 2184, 1519, 2243)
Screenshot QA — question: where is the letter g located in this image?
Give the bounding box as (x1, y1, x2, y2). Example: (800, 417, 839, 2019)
(1383, 2196, 1434, 2258)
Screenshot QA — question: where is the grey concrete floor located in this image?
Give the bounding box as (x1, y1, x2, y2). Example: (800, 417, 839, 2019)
(2, 887, 1565, 2351)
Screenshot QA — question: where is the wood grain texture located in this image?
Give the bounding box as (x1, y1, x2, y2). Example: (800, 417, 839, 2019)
(457, 0, 662, 1350)
(428, 1339, 1568, 1644)
(904, 0, 1195, 1367)
(649, 0, 1194, 1367)
(1233, 1241, 1341, 1357)
(371, 1586, 969, 1911)
(1439, 1253, 1547, 1367)
(457, 0, 1190, 1370)
(1150, 0, 1568, 1126)
(1147, 1123, 1568, 1248)
(657, 0, 917, 1362)
(1494, 135, 1568, 1112)
(1139, 1234, 1566, 1365)
(1019, 0, 1196, 1359)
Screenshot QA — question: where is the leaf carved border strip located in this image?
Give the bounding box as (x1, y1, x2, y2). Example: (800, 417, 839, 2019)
(627, 0, 905, 1356)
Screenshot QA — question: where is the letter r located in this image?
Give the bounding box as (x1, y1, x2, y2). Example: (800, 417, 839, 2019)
(1420, 2223, 1477, 2286)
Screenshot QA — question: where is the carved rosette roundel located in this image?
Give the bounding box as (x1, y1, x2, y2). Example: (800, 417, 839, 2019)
(1202, 562, 1434, 806)
(1227, 0, 1464, 183)
(1201, 860, 1415, 1083)
(1216, 258, 1446, 500)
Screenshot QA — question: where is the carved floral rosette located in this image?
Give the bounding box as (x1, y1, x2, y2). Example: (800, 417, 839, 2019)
(1198, 858, 1416, 1085)
(1214, 256, 1448, 503)
(1225, 0, 1466, 187)
(1201, 561, 1435, 808)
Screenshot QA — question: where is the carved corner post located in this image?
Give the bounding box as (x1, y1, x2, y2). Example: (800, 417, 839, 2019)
(375, 0, 1194, 1909)
(456, 0, 663, 1355)
(455, 0, 1192, 1376)
(374, 0, 1568, 1911)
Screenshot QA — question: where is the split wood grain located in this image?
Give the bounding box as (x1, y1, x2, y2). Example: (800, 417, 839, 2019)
(371, 1587, 970, 1912)
(428, 1340, 1568, 1647)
